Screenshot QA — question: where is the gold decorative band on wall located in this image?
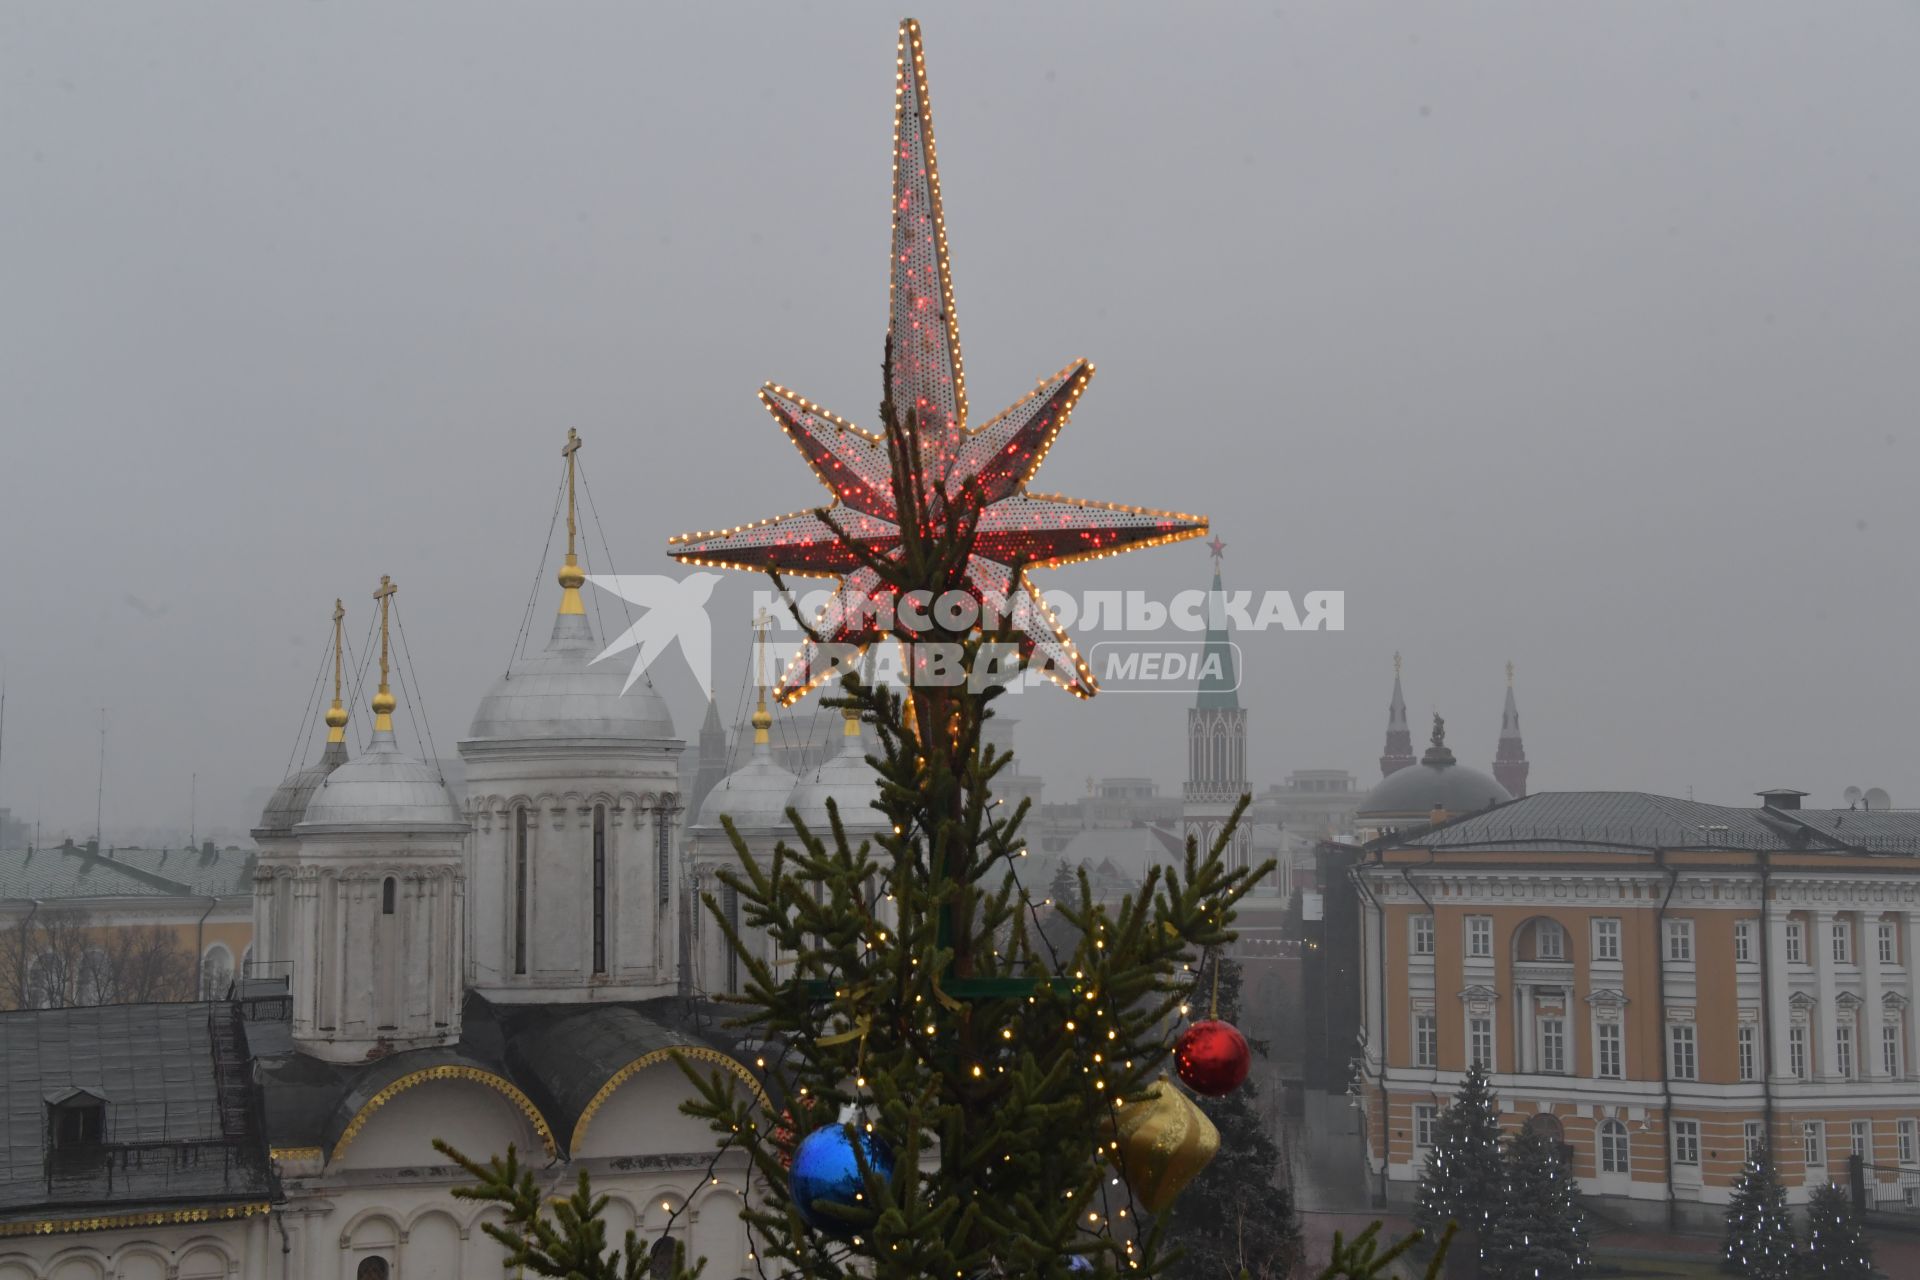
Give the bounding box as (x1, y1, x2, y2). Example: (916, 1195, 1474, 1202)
(0, 1202, 272, 1239)
(331, 1065, 557, 1160)
(570, 1045, 769, 1154)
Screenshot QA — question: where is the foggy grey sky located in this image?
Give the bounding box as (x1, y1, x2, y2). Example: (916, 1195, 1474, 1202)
(3, 3, 1918, 841)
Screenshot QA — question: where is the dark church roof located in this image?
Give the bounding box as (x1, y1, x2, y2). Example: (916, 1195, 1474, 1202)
(0, 1002, 273, 1225)
(251, 988, 767, 1158)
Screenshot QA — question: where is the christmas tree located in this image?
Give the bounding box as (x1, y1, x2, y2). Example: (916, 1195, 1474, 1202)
(440, 16, 1446, 1280)
(1413, 1062, 1506, 1244)
(1797, 1181, 1872, 1280)
(1159, 957, 1301, 1280)
(1723, 1147, 1796, 1280)
(1479, 1129, 1590, 1280)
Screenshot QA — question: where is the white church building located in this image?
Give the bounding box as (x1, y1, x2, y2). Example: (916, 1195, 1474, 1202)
(0, 443, 797, 1280)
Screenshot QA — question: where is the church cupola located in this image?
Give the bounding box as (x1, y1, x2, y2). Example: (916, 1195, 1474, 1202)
(290, 576, 468, 1063)
(1379, 652, 1415, 778)
(458, 430, 684, 1005)
(253, 600, 354, 979)
(1492, 660, 1529, 799)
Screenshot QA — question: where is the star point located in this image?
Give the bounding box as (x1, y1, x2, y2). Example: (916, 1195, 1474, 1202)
(667, 21, 1207, 702)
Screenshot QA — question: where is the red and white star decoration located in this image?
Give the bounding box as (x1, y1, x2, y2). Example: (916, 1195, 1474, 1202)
(668, 20, 1207, 703)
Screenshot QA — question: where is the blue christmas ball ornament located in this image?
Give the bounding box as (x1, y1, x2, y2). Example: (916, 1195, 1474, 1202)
(789, 1114, 894, 1236)
(1067, 1255, 1095, 1273)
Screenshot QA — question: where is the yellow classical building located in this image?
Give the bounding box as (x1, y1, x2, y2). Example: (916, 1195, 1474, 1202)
(1354, 787, 1920, 1229)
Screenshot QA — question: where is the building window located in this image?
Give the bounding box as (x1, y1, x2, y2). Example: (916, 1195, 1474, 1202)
(1596, 1021, 1622, 1079)
(381, 876, 396, 915)
(1790, 1025, 1809, 1079)
(1539, 1017, 1566, 1074)
(513, 805, 530, 976)
(1415, 1013, 1438, 1068)
(1536, 921, 1565, 961)
(1411, 914, 1434, 957)
(47, 1096, 105, 1149)
(1669, 1024, 1698, 1081)
(1852, 1119, 1871, 1159)
(1665, 919, 1694, 964)
(592, 804, 608, 976)
(1899, 1118, 1917, 1166)
(1834, 919, 1854, 966)
(1466, 916, 1492, 959)
(1744, 1120, 1765, 1158)
(1804, 1120, 1825, 1168)
(1593, 917, 1621, 963)
(1470, 1016, 1494, 1070)
(1837, 1024, 1856, 1080)
(200, 944, 233, 1001)
(1599, 1119, 1629, 1174)
(1738, 1025, 1757, 1082)
(1673, 1119, 1700, 1166)
(1734, 920, 1753, 964)
(1887, 1022, 1904, 1077)
(1881, 921, 1899, 966)
(1786, 921, 1805, 965)
(1414, 1104, 1437, 1149)
(357, 1260, 390, 1280)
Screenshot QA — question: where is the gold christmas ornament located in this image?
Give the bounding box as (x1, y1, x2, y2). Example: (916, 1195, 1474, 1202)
(1109, 1075, 1218, 1213)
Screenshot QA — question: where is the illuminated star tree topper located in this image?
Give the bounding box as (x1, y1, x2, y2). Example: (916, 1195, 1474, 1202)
(668, 18, 1207, 703)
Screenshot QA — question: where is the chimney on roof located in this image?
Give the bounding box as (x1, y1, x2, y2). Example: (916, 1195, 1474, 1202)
(1758, 788, 1809, 812)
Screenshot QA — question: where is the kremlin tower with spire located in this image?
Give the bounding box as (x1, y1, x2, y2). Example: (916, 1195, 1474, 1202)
(1493, 660, 1530, 799)
(1378, 652, 1415, 779)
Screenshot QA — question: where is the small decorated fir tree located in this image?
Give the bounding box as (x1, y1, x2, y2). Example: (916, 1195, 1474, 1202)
(1479, 1129, 1590, 1280)
(1723, 1147, 1796, 1280)
(1797, 1181, 1872, 1280)
(1413, 1062, 1505, 1243)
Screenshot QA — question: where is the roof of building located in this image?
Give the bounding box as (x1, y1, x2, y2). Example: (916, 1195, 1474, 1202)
(789, 721, 884, 834)
(693, 740, 798, 832)
(297, 729, 465, 833)
(251, 988, 765, 1158)
(1359, 715, 1510, 820)
(1393, 791, 1920, 855)
(0, 1001, 272, 1223)
(255, 739, 349, 838)
(1057, 825, 1185, 883)
(1194, 566, 1239, 711)
(0, 845, 254, 901)
(466, 611, 677, 746)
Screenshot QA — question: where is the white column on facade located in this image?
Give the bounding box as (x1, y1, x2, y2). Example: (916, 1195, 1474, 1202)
(1768, 909, 1794, 1083)
(1863, 907, 1886, 1079)
(1904, 913, 1920, 1079)
(1515, 983, 1532, 1073)
(1815, 909, 1839, 1079)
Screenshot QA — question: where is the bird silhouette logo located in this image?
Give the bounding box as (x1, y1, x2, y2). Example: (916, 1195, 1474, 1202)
(587, 572, 724, 694)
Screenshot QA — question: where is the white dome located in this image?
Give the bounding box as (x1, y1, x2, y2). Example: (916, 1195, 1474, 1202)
(467, 612, 676, 744)
(693, 742, 798, 833)
(789, 723, 885, 834)
(298, 732, 465, 832)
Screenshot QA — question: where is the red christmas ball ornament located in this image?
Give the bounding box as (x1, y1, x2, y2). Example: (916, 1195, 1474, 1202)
(1174, 1019, 1250, 1097)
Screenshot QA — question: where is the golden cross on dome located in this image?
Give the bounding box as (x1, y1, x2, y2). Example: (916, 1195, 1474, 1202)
(326, 599, 348, 743)
(558, 429, 587, 614)
(372, 575, 398, 733)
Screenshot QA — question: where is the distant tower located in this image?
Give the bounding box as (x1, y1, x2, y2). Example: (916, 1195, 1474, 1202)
(1379, 652, 1415, 779)
(1492, 659, 1529, 799)
(689, 692, 730, 819)
(1183, 538, 1249, 873)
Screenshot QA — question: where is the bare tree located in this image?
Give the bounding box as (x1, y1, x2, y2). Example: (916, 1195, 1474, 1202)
(0, 907, 196, 1009)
